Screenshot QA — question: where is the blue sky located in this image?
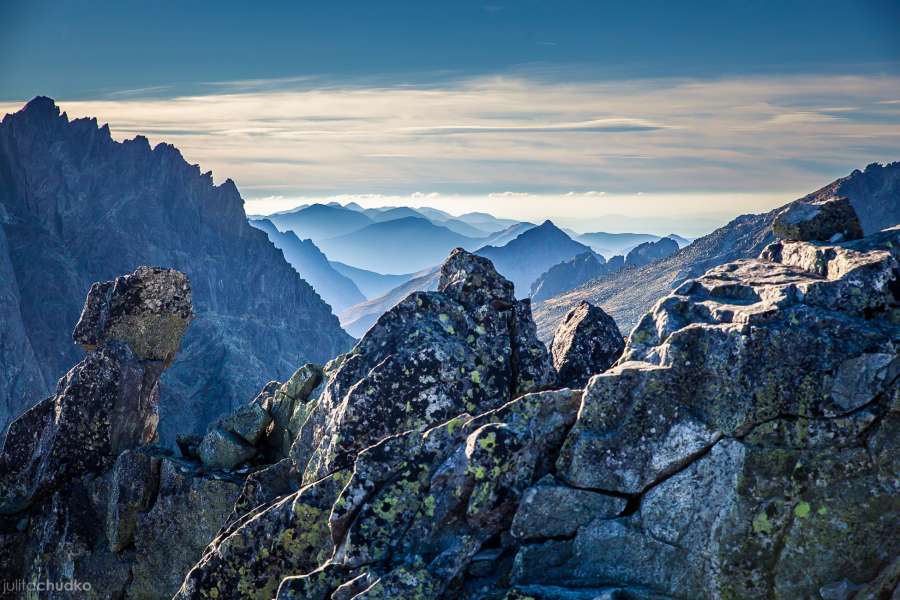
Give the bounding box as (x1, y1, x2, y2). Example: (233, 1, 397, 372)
(2, 1, 899, 234)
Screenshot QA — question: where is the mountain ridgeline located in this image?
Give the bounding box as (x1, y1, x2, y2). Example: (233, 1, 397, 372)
(533, 162, 900, 341)
(0, 97, 353, 440)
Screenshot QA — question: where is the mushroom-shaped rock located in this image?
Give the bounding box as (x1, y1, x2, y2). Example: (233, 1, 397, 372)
(551, 300, 624, 387)
(0, 267, 192, 514)
(73, 266, 192, 364)
(772, 195, 864, 242)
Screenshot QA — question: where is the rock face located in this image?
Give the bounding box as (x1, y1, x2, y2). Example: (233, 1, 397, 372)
(533, 162, 900, 340)
(0, 267, 243, 599)
(550, 300, 624, 388)
(624, 236, 679, 269)
(0, 97, 353, 439)
(295, 248, 556, 482)
(530, 251, 622, 302)
(773, 195, 864, 242)
(182, 220, 898, 599)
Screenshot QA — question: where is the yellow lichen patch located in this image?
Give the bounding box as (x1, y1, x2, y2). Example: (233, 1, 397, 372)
(752, 511, 773, 534)
(793, 501, 811, 518)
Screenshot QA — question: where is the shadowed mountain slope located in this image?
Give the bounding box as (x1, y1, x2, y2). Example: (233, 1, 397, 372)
(0, 97, 353, 439)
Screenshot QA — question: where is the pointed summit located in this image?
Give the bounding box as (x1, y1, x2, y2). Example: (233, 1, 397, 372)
(477, 219, 594, 296)
(22, 96, 59, 117)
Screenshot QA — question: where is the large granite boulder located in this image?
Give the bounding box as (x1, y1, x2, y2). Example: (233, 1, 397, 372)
(293, 248, 556, 483)
(550, 300, 624, 387)
(541, 227, 900, 599)
(773, 195, 864, 242)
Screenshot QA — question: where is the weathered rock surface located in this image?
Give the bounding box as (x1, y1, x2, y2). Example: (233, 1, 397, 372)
(0, 267, 245, 599)
(0, 266, 192, 515)
(0, 97, 352, 439)
(175, 249, 557, 597)
(180, 220, 898, 599)
(295, 248, 556, 482)
(773, 195, 864, 242)
(545, 227, 900, 599)
(550, 300, 624, 387)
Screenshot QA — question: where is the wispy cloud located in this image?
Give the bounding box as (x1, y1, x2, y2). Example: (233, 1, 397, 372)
(405, 118, 667, 135)
(1, 73, 898, 221)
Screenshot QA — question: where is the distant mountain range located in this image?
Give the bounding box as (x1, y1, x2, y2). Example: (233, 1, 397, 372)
(330, 261, 414, 299)
(0, 98, 353, 439)
(249, 219, 366, 313)
(532, 162, 900, 341)
(263, 203, 373, 241)
(316, 216, 483, 273)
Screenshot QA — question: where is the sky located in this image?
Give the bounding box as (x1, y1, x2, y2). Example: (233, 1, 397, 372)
(2, 0, 899, 235)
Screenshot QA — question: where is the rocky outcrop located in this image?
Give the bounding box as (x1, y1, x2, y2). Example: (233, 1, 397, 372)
(0, 266, 191, 515)
(0, 267, 244, 599)
(533, 162, 900, 340)
(550, 300, 624, 387)
(196, 363, 324, 470)
(624, 236, 679, 269)
(175, 248, 557, 597)
(0, 97, 353, 439)
(773, 195, 863, 242)
(530, 251, 623, 302)
(182, 221, 898, 599)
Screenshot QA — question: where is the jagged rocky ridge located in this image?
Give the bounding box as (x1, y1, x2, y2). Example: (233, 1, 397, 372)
(174, 201, 898, 599)
(1, 197, 898, 599)
(0, 97, 353, 439)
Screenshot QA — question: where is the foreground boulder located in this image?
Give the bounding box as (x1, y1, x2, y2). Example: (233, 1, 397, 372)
(772, 195, 864, 242)
(0, 267, 244, 598)
(550, 300, 624, 387)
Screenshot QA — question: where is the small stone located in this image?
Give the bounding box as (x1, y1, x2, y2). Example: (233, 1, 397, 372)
(551, 301, 624, 387)
(198, 428, 257, 469)
(215, 402, 272, 445)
